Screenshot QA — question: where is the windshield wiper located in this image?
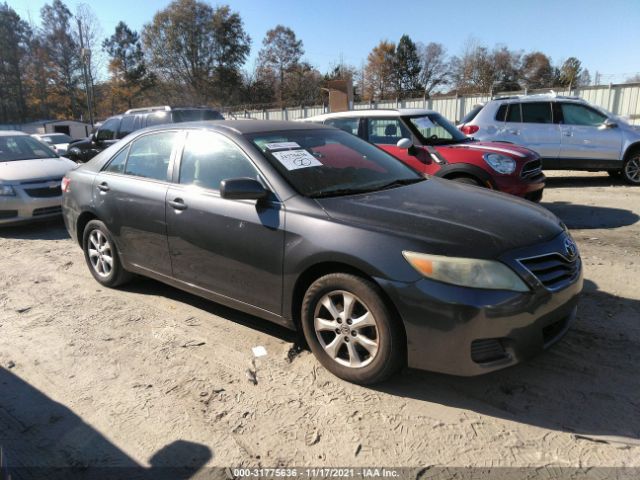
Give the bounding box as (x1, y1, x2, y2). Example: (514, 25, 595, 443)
(310, 186, 379, 198)
(374, 177, 425, 191)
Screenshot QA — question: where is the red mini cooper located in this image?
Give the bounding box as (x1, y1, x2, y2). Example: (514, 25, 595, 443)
(305, 109, 545, 201)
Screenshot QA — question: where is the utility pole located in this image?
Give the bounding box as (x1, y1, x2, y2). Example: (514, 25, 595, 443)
(77, 18, 94, 126)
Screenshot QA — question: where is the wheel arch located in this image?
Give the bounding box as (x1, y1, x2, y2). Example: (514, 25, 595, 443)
(623, 141, 640, 160)
(436, 164, 496, 188)
(76, 211, 98, 247)
(290, 262, 407, 350)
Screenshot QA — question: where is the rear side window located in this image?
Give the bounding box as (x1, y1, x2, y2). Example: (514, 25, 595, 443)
(494, 104, 508, 122)
(461, 105, 483, 124)
(124, 131, 177, 181)
(96, 118, 120, 141)
(179, 131, 258, 190)
(145, 112, 171, 127)
(521, 102, 553, 124)
(173, 110, 224, 122)
(324, 118, 360, 135)
(506, 103, 522, 123)
(104, 145, 129, 174)
(117, 116, 135, 139)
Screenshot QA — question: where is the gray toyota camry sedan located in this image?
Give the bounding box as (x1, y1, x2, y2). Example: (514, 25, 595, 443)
(61, 120, 582, 384)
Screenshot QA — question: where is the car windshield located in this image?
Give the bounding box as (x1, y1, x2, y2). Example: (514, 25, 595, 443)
(250, 129, 424, 198)
(406, 114, 469, 145)
(42, 134, 72, 143)
(0, 135, 58, 161)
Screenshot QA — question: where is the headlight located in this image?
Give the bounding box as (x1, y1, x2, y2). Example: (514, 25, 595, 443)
(403, 251, 529, 292)
(483, 153, 516, 174)
(0, 185, 16, 196)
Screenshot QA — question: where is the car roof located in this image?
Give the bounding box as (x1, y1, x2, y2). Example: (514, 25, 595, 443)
(490, 93, 587, 104)
(305, 108, 438, 121)
(141, 119, 334, 136)
(0, 130, 27, 137)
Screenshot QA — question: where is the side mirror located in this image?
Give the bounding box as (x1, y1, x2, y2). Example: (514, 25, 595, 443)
(220, 178, 269, 201)
(396, 138, 413, 149)
(599, 119, 618, 130)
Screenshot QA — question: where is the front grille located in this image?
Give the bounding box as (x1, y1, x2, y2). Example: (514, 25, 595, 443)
(32, 206, 62, 217)
(471, 338, 508, 363)
(521, 159, 543, 180)
(0, 210, 18, 219)
(518, 253, 580, 291)
(20, 177, 63, 185)
(25, 186, 62, 198)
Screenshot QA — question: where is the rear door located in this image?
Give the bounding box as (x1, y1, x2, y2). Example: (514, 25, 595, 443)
(519, 102, 561, 161)
(557, 102, 623, 168)
(93, 130, 180, 276)
(501, 102, 560, 161)
(165, 130, 284, 314)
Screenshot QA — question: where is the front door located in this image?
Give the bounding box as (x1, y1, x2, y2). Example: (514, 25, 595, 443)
(166, 130, 284, 314)
(557, 102, 623, 168)
(93, 130, 179, 276)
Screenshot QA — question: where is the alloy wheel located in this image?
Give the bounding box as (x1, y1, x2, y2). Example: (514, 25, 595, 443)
(88, 229, 113, 278)
(313, 290, 379, 368)
(624, 157, 640, 184)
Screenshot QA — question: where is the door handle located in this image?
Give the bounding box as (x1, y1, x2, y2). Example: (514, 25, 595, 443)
(563, 131, 573, 137)
(97, 182, 110, 192)
(508, 129, 520, 135)
(168, 198, 187, 211)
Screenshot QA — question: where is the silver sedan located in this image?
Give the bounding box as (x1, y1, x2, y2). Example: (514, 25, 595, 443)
(0, 131, 77, 225)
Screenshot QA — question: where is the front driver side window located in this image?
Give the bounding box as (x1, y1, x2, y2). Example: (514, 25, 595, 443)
(96, 118, 120, 141)
(560, 103, 607, 126)
(179, 131, 259, 191)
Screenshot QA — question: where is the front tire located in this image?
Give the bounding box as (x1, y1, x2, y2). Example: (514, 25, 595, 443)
(82, 220, 131, 287)
(622, 153, 640, 185)
(450, 176, 483, 187)
(301, 273, 404, 384)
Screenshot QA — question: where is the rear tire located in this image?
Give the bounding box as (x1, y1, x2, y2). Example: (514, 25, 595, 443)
(622, 152, 640, 185)
(301, 273, 404, 384)
(82, 220, 132, 287)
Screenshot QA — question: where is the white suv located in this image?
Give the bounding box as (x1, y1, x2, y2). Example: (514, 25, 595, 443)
(458, 94, 640, 185)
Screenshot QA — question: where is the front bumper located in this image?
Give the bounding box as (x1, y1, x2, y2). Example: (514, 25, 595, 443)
(378, 233, 583, 376)
(493, 174, 545, 199)
(0, 183, 63, 225)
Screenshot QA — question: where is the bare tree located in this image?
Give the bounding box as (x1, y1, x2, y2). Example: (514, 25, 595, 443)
(257, 25, 304, 105)
(75, 3, 102, 122)
(417, 42, 449, 97)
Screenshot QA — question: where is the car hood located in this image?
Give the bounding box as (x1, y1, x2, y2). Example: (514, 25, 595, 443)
(0, 157, 77, 184)
(439, 141, 536, 159)
(316, 177, 562, 259)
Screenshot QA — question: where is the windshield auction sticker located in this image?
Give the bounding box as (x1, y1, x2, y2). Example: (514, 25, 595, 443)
(265, 142, 301, 150)
(271, 149, 322, 170)
(413, 116, 435, 129)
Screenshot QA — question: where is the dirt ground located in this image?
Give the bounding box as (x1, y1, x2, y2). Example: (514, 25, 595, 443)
(1, 171, 639, 475)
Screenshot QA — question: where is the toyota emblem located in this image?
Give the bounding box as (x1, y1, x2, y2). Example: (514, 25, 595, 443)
(563, 237, 577, 259)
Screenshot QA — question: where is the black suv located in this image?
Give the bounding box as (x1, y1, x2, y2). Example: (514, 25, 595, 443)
(66, 106, 224, 162)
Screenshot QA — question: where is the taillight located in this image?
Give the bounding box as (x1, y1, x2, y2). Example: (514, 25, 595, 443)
(61, 176, 71, 193)
(460, 125, 479, 135)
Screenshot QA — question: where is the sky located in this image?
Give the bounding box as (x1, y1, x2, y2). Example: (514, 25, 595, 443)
(10, 0, 640, 83)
